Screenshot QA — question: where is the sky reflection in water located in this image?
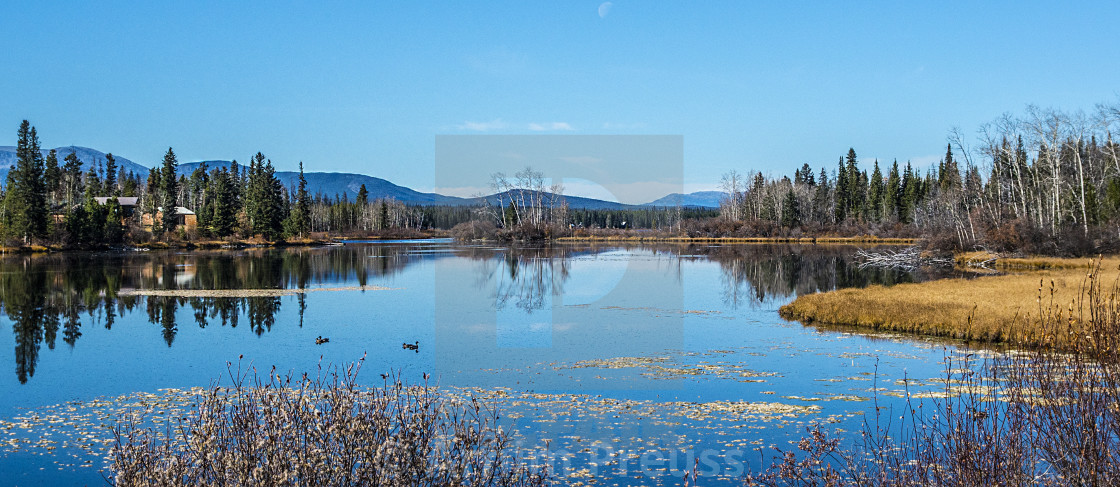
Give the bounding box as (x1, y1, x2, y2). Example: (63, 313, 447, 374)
(0, 241, 981, 485)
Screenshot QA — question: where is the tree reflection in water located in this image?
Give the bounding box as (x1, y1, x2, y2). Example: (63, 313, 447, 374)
(0, 245, 421, 383)
(2, 243, 936, 384)
(458, 244, 926, 313)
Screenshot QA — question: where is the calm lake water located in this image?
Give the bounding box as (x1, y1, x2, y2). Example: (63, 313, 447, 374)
(0, 241, 981, 485)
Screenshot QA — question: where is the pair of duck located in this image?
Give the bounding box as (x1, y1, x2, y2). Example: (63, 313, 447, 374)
(318, 336, 417, 350)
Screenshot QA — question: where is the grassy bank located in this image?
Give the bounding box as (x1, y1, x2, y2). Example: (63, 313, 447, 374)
(556, 235, 918, 244)
(780, 256, 1117, 349)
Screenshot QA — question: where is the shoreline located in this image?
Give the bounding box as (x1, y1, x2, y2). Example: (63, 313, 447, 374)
(555, 235, 918, 244)
(0, 231, 453, 254)
(779, 255, 1118, 351)
(0, 234, 919, 253)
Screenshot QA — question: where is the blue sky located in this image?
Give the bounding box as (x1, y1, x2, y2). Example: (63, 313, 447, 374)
(2, 1, 1118, 198)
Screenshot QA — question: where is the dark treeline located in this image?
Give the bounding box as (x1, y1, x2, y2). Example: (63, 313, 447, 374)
(4, 120, 701, 247)
(714, 102, 1120, 255)
(1, 121, 454, 247)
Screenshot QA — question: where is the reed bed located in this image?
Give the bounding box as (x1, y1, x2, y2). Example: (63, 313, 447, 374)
(754, 260, 1120, 485)
(108, 358, 548, 487)
(779, 260, 1120, 349)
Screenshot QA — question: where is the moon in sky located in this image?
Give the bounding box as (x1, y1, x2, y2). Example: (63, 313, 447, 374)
(598, 2, 612, 18)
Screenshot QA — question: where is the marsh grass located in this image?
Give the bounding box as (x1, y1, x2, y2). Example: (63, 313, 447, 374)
(108, 357, 549, 487)
(779, 258, 1120, 349)
(753, 259, 1120, 485)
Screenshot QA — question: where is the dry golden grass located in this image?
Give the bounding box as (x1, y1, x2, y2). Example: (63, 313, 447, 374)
(557, 235, 917, 244)
(955, 251, 1120, 270)
(780, 260, 1120, 349)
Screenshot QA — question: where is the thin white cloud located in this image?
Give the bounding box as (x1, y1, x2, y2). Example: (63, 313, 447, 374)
(598, 2, 613, 18)
(528, 122, 574, 131)
(457, 119, 508, 131)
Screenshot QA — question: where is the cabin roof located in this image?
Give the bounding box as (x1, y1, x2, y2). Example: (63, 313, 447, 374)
(156, 206, 196, 215)
(94, 196, 139, 206)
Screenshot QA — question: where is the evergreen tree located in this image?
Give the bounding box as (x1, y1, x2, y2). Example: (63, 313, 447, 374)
(104, 153, 118, 196)
(207, 168, 237, 237)
(44, 149, 61, 206)
(801, 163, 816, 186)
(900, 162, 921, 224)
(357, 184, 368, 205)
(780, 188, 800, 228)
(159, 148, 179, 235)
(938, 143, 961, 191)
(5, 121, 49, 243)
(813, 168, 831, 224)
(868, 160, 884, 222)
(143, 167, 160, 227)
(885, 160, 901, 222)
(62, 152, 83, 209)
(121, 172, 139, 197)
(844, 148, 863, 221)
(64, 200, 88, 246)
(834, 157, 848, 223)
(284, 162, 311, 238)
(82, 183, 105, 244)
(245, 152, 284, 240)
(103, 198, 123, 244)
(84, 166, 102, 197)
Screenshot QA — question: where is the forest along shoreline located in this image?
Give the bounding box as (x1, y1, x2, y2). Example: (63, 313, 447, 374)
(780, 252, 1116, 351)
(0, 233, 917, 253)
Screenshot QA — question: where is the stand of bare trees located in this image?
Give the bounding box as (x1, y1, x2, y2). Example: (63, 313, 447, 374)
(480, 167, 567, 239)
(716, 100, 1120, 255)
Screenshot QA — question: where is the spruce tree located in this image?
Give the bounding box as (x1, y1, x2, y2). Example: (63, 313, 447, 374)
(813, 168, 830, 224)
(85, 166, 102, 197)
(780, 188, 800, 228)
(245, 152, 283, 240)
(5, 121, 49, 243)
(868, 160, 884, 222)
(208, 168, 237, 237)
(44, 149, 61, 206)
(104, 153, 118, 196)
(844, 148, 863, 221)
(62, 152, 83, 209)
(885, 160, 901, 222)
(159, 148, 179, 235)
(285, 162, 311, 238)
(357, 183, 368, 205)
(834, 157, 848, 223)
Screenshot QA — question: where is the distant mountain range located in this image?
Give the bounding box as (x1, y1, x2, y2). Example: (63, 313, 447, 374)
(0, 147, 722, 209)
(176, 160, 468, 206)
(642, 191, 726, 208)
(0, 146, 150, 180)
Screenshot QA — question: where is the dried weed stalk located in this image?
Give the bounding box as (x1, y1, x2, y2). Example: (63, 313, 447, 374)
(109, 357, 549, 486)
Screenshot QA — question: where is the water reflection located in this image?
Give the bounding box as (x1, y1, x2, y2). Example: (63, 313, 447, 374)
(692, 244, 924, 308)
(2, 243, 931, 384)
(1, 245, 425, 383)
